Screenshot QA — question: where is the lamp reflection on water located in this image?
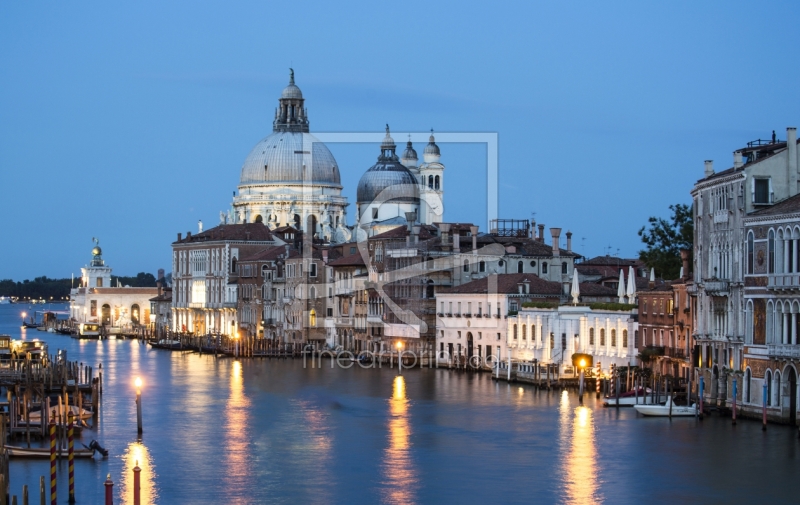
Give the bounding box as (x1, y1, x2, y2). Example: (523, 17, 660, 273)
(559, 390, 600, 505)
(121, 441, 157, 505)
(222, 360, 251, 503)
(381, 375, 418, 505)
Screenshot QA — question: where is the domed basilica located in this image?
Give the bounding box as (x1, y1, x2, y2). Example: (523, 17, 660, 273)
(229, 70, 445, 243)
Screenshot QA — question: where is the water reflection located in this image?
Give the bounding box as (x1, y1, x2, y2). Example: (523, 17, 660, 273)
(559, 391, 600, 505)
(222, 360, 251, 504)
(121, 441, 157, 505)
(381, 375, 417, 505)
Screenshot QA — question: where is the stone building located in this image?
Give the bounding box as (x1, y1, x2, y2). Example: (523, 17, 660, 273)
(740, 192, 800, 423)
(69, 241, 158, 329)
(692, 126, 798, 409)
(171, 223, 283, 336)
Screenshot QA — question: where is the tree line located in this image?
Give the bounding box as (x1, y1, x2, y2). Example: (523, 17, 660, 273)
(0, 273, 158, 299)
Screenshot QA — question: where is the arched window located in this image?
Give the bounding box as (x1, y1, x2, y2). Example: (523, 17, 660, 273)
(589, 328, 595, 345)
(309, 310, 316, 327)
(622, 329, 628, 348)
(261, 265, 269, 278)
(600, 329, 606, 346)
(479, 261, 486, 272)
(611, 329, 617, 347)
(747, 231, 754, 274)
(775, 371, 782, 406)
(522, 325, 527, 340)
(513, 324, 518, 340)
(542, 262, 548, 274)
(463, 259, 470, 272)
(768, 229, 775, 273)
(531, 325, 536, 341)
(766, 370, 773, 406)
(434, 175, 440, 190)
(562, 262, 568, 274)
(517, 261, 524, 273)
(131, 304, 140, 324)
(309, 286, 316, 300)
(428, 175, 434, 189)
(231, 257, 237, 273)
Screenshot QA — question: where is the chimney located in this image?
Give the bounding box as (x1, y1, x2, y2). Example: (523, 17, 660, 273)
(566, 231, 572, 253)
(198, 220, 203, 233)
(649, 267, 655, 289)
(322, 249, 328, 263)
(470, 226, 478, 253)
(285, 244, 290, 258)
(157, 281, 162, 297)
(680, 249, 690, 279)
(412, 225, 421, 244)
(453, 232, 461, 253)
(550, 228, 561, 255)
(788, 127, 798, 176)
(530, 220, 536, 239)
(186, 231, 192, 240)
(405, 211, 416, 232)
(177, 232, 182, 242)
(704, 160, 714, 177)
(439, 223, 452, 251)
(538, 224, 545, 242)
(733, 151, 743, 169)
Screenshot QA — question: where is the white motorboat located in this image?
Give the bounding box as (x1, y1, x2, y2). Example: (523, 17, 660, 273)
(633, 397, 697, 417)
(603, 387, 657, 407)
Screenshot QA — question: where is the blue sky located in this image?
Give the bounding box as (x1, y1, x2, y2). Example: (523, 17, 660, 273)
(1, 1, 799, 280)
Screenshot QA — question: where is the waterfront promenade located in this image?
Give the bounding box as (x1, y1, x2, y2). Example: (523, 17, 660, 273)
(2, 304, 800, 504)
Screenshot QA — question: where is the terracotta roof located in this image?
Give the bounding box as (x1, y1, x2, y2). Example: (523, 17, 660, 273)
(149, 289, 172, 302)
(174, 223, 275, 244)
(239, 245, 290, 262)
(440, 273, 561, 295)
(750, 191, 800, 217)
(580, 256, 641, 267)
(328, 252, 366, 267)
(577, 283, 617, 296)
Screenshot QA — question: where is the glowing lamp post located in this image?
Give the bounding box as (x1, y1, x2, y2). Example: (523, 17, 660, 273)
(135, 377, 143, 435)
(578, 358, 586, 402)
(396, 341, 403, 375)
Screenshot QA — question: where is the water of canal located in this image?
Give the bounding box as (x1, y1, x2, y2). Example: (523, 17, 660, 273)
(1, 303, 799, 504)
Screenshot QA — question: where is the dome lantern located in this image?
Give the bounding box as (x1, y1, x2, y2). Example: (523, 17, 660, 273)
(401, 135, 418, 168)
(273, 68, 309, 133)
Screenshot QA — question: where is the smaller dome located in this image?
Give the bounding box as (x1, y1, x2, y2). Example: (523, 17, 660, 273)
(282, 84, 303, 99)
(381, 124, 395, 150)
(423, 131, 440, 156)
(281, 68, 303, 99)
(401, 138, 418, 165)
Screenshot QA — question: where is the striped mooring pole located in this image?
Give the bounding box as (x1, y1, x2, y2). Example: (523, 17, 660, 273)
(763, 383, 768, 431)
(732, 378, 737, 425)
(49, 419, 56, 505)
(68, 412, 75, 504)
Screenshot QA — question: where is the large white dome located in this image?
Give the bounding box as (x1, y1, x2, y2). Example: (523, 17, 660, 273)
(239, 131, 341, 186)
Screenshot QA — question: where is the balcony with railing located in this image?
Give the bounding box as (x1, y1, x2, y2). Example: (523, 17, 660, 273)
(663, 347, 687, 360)
(767, 344, 800, 359)
(702, 279, 730, 295)
(767, 274, 800, 290)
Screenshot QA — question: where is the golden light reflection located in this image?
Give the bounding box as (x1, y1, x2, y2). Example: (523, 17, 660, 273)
(381, 375, 417, 505)
(559, 391, 600, 505)
(221, 360, 251, 505)
(121, 442, 157, 505)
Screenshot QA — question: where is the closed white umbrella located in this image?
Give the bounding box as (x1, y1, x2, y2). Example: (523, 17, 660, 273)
(626, 265, 636, 303)
(617, 269, 625, 304)
(571, 268, 580, 305)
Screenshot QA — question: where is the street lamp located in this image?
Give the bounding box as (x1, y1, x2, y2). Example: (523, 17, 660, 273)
(396, 341, 403, 375)
(135, 377, 143, 435)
